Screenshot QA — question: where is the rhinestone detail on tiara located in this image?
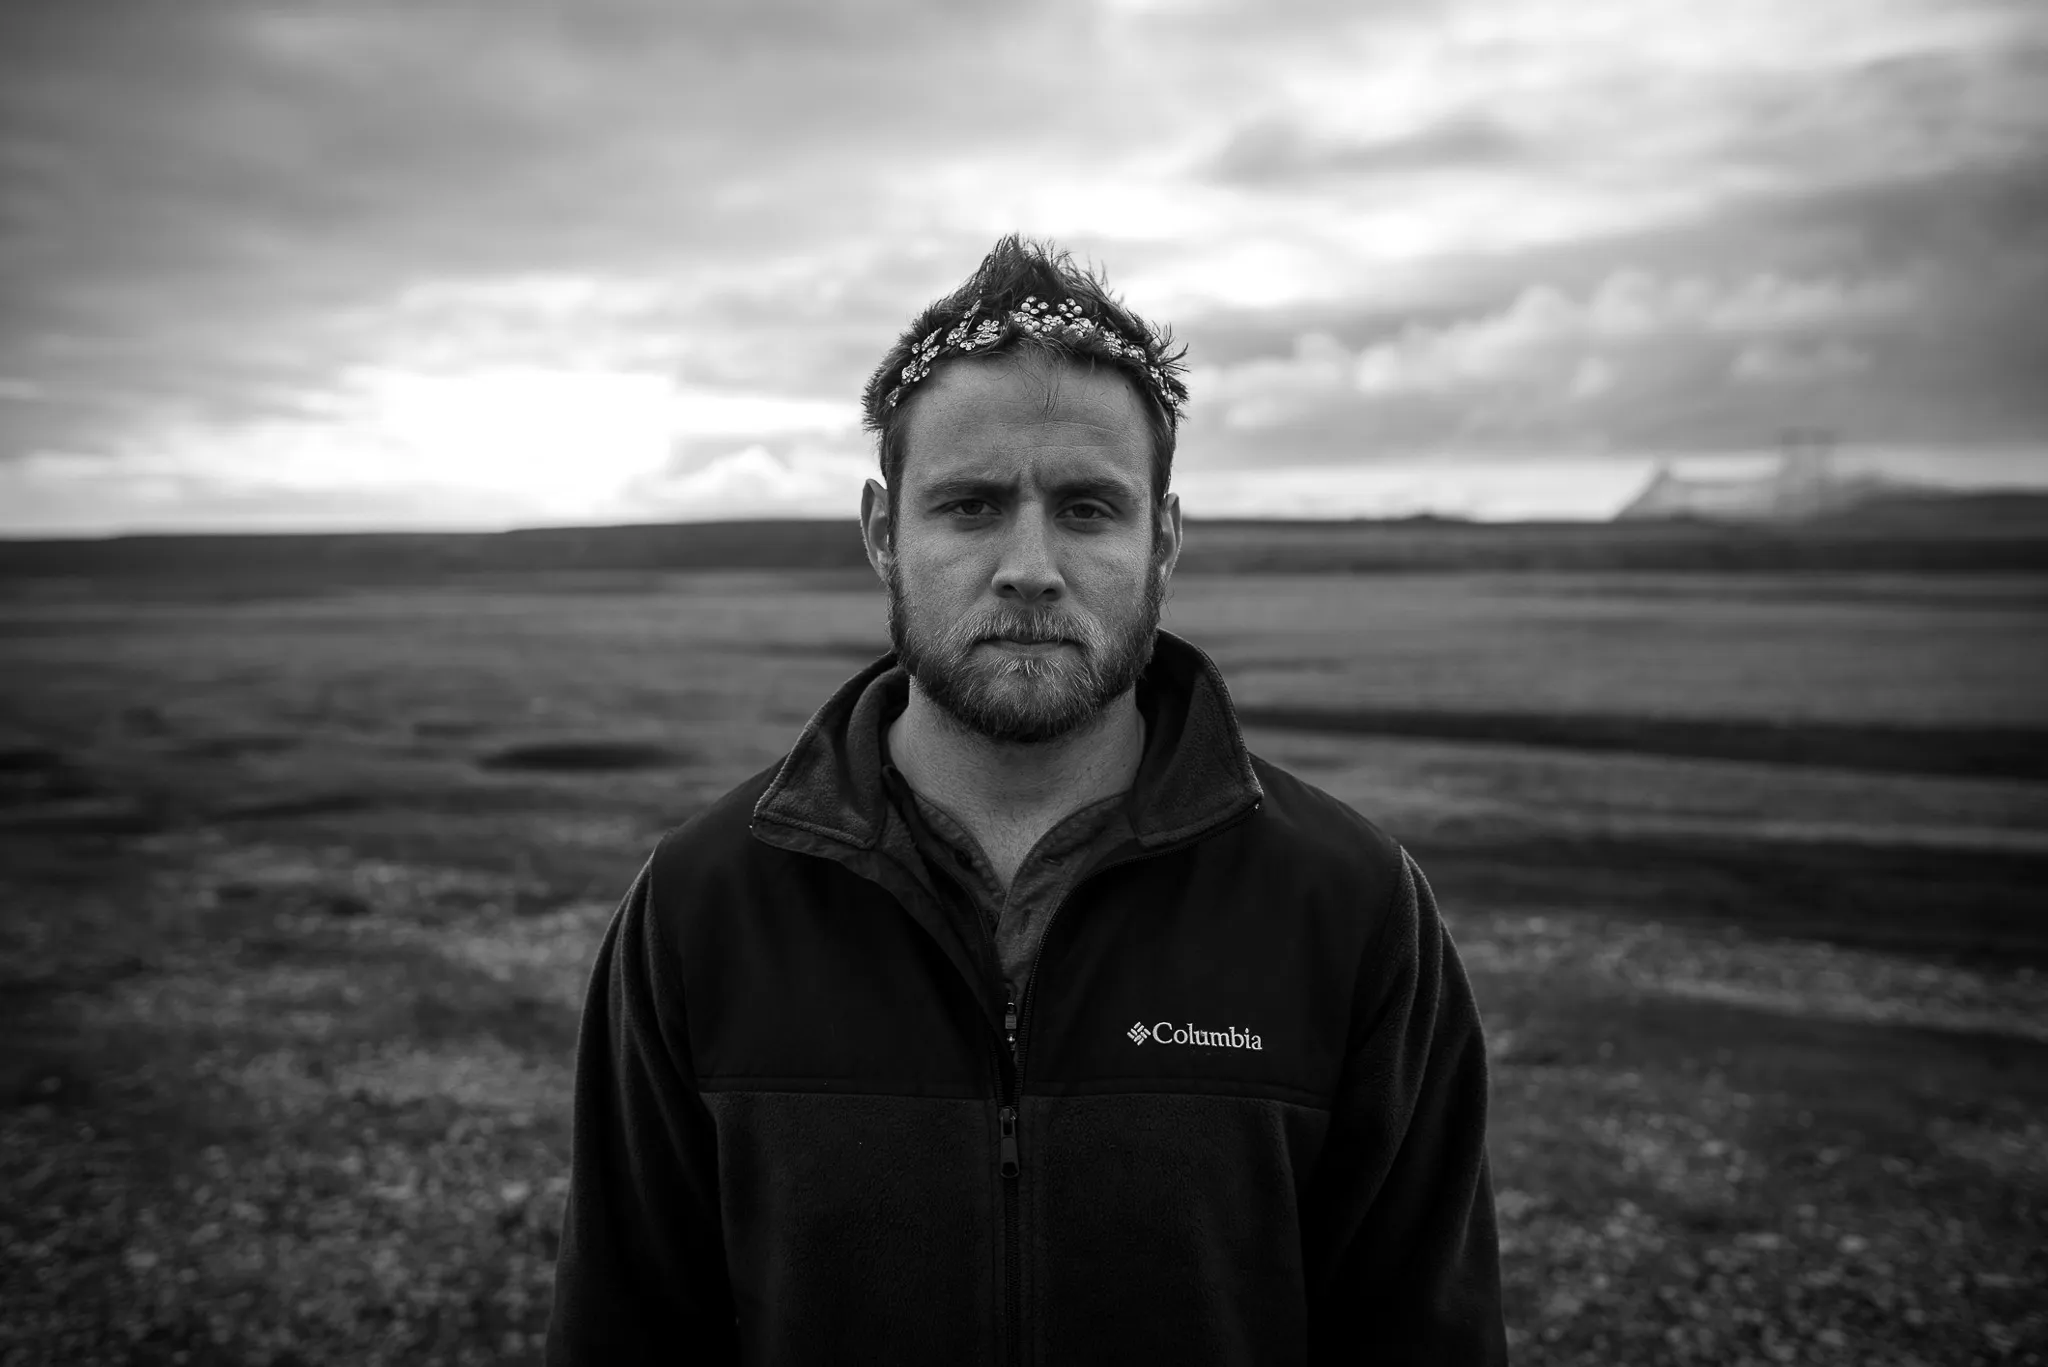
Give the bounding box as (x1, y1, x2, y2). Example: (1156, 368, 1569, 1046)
(883, 295, 1179, 415)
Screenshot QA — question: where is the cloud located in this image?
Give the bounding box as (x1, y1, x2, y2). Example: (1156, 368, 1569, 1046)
(1162, 139, 2048, 468)
(1567, 356, 1616, 400)
(1190, 265, 1926, 444)
(621, 443, 874, 521)
(1204, 114, 1529, 185)
(1172, 457, 1658, 521)
(1, 0, 2044, 530)
(1730, 339, 1873, 384)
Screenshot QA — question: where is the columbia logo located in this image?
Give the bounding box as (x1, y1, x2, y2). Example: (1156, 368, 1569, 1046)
(1128, 1020, 1264, 1051)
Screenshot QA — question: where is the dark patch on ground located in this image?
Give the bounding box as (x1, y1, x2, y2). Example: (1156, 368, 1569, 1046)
(1498, 576, 2048, 611)
(1417, 831, 2048, 966)
(321, 891, 374, 917)
(0, 799, 166, 836)
(0, 955, 152, 1014)
(1483, 975, 2048, 1108)
(0, 745, 98, 807)
(172, 733, 302, 759)
(211, 791, 381, 822)
(1239, 706, 2048, 781)
(412, 717, 489, 739)
(476, 739, 690, 773)
(0, 744, 68, 773)
(118, 705, 174, 737)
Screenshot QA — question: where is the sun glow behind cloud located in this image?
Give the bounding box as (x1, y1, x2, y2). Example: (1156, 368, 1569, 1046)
(0, 0, 2043, 533)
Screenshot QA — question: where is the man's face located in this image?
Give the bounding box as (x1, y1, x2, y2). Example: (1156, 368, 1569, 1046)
(864, 354, 1181, 745)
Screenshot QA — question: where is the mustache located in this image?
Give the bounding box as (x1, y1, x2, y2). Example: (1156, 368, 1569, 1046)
(956, 612, 1089, 646)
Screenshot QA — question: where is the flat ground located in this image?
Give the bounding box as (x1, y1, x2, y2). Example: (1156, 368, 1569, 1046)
(3, 568, 2045, 1365)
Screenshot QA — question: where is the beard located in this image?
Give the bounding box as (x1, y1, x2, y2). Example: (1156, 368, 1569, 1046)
(887, 543, 1169, 746)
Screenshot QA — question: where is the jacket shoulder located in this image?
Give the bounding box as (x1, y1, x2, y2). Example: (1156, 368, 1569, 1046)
(1243, 752, 1409, 915)
(636, 757, 792, 916)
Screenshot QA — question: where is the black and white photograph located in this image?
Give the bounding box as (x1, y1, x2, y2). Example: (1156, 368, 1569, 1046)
(2, 1, 2044, 1363)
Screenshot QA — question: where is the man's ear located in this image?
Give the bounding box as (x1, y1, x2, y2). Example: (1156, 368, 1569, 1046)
(859, 479, 894, 586)
(1155, 490, 1184, 585)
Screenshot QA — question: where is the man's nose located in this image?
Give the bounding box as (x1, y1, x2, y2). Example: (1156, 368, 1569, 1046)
(991, 509, 1064, 604)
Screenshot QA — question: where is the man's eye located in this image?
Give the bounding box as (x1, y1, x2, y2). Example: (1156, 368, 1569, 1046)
(1064, 503, 1110, 520)
(948, 500, 993, 517)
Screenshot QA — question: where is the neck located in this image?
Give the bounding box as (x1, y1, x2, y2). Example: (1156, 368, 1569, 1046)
(886, 683, 1146, 832)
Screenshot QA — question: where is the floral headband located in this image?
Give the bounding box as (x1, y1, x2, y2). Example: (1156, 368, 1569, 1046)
(881, 294, 1188, 420)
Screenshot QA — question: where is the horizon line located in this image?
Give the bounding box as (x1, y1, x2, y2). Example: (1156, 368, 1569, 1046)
(8, 487, 2048, 546)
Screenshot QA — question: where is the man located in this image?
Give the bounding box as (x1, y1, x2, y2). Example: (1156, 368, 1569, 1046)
(547, 236, 1507, 1364)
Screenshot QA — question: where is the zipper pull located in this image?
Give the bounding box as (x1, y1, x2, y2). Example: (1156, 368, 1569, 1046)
(999, 1105, 1020, 1179)
(1004, 995, 1018, 1062)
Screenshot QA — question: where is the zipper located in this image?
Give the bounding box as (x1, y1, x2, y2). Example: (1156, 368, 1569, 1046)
(999, 1104, 1020, 1177)
(995, 1000, 1019, 1360)
(997, 796, 1260, 1366)
(1001, 1111, 1020, 1365)
(999, 1097, 1019, 1367)
(998, 873, 1117, 1367)
(999, 992, 1020, 1365)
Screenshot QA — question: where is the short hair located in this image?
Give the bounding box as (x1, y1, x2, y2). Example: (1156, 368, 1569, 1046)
(861, 235, 1188, 510)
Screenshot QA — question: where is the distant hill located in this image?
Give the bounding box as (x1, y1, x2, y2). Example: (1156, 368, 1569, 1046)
(0, 519, 871, 582)
(1800, 489, 2048, 538)
(1181, 500, 2048, 573)
(1615, 440, 1969, 525)
(5, 500, 2048, 585)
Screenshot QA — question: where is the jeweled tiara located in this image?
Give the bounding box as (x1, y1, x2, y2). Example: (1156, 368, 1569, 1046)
(882, 294, 1188, 420)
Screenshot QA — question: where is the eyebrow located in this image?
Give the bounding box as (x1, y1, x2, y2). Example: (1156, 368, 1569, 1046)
(919, 473, 1144, 505)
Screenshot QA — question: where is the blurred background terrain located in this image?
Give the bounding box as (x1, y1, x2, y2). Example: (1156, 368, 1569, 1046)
(4, 502, 2046, 1366)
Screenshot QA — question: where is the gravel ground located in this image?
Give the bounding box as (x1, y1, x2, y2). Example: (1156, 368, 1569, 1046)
(5, 823, 2044, 1366)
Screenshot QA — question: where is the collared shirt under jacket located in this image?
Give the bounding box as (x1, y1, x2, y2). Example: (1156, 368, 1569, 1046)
(546, 630, 1509, 1366)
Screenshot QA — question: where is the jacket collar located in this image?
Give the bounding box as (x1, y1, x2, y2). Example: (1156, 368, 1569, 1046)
(750, 629, 1263, 854)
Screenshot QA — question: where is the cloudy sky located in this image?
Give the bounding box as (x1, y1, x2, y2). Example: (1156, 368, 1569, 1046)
(2, 0, 2044, 533)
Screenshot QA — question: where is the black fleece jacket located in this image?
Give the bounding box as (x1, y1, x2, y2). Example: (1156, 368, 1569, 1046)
(546, 631, 1507, 1365)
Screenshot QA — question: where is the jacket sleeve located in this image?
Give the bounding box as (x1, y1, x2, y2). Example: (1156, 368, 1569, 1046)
(1304, 847, 1509, 1364)
(546, 851, 739, 1365)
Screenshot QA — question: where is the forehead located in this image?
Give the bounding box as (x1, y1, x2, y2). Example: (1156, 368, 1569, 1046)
(895, 355, 1153, 494)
